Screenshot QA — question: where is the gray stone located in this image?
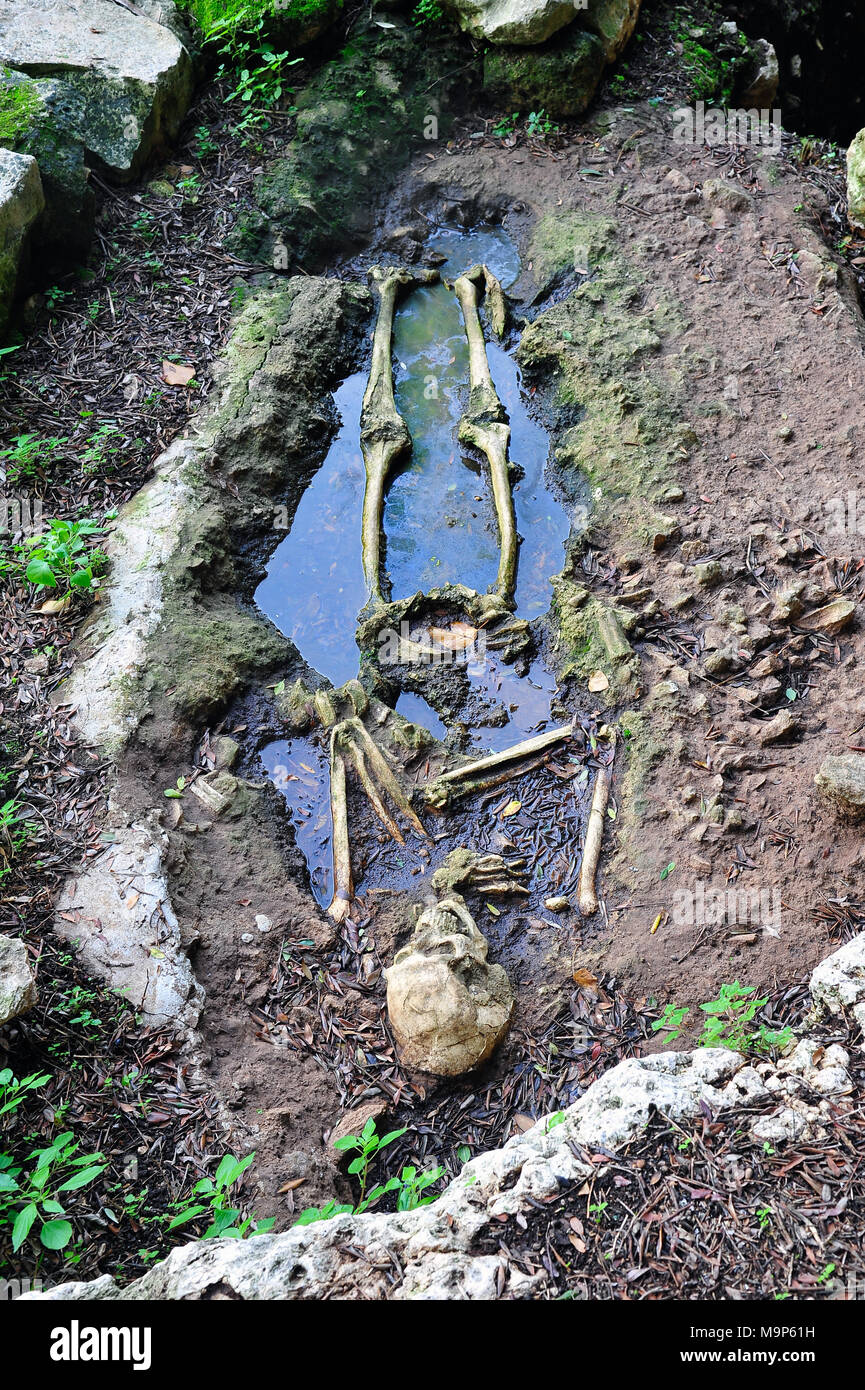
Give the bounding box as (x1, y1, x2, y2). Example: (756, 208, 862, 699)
(739, 38, 779, 108)
(581, 0, 641, 61)
(446, 0, 641, 50)
(0, 147, 43, 330)
(796, 598, 855, 635)
(54, 817, 203, 1031)
(810, 932, 865, 1032)
(757, 709, 796, 745)
(0, 0, 193, 181)
(815, 753, 865, 820)
(0, 69, 95, 264)
(445, 0, 583, 45)
(0, 932, 36, 1024)
(847, 128, 865, 233)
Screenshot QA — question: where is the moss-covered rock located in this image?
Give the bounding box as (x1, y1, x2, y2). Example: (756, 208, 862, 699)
(847, 128, 865, 232)
(0, 147, 43, 332)
(271, 0, 344, 48)
(0, 0, 193, 182)
(0, 69, 95, 265)
(227, 16, 471, 267)
(482, 25, 605, 119)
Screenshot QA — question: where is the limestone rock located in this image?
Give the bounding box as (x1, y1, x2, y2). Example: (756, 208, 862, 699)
(581, 0, 641, 62)
(0, 0, 193, 181)
(22, 1048, 744, 1302)
(810, 932, 865, 1032)
(847, 128, 865, 232)
(54, 818, 203, 1031)
(483, 25, 605, 118)
(445, 0, 583, 46)
(0, 148, 43, 331)
(0, 70, 95, 265)
(446, 0, 640, 50)
(739, 38, 779, 108)
(0, 932, 36, 1025)
(815, 753, 865, 820)
(25, 933, 865, 1303)
(385, 895, 513, 1075)
(796, 598, 855, 635)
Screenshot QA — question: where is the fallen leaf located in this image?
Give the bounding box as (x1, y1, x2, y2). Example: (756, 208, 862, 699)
(573, 968, 598, 988)
(588, 670, 609, 692)
(161, 360, 196, 386)
(501, 799, 521, 817)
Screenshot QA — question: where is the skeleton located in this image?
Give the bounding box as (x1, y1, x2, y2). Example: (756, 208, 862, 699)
(283, 266, 612, 968)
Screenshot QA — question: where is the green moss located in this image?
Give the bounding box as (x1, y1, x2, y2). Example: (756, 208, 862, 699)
(519, 210, 693, 555)
(550, 576, 640, 702)
(228, 17, 469, 266)
(482, 27, 605, 120)
(0, 70, 39, 145)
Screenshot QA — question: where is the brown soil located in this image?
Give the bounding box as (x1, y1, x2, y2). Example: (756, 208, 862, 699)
(5, 10, 865, 1276)
(129, 113, 865, 1230)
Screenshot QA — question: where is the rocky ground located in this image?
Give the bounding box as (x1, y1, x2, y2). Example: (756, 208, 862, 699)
(3, 0, 865, 1300)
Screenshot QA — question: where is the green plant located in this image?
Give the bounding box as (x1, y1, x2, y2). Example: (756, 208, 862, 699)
(651, 1002, 689, 1042)
(53, 985, 103, 1032)
(0, 74, 40, 146)
(131, 209, 157, 242)
(757, 1205, 772, 1231)
(0, 432, 67, 484)
(412, 0, 444, 25)
(177, 172, 202, 203)
(698, 981, 794, 1054)
(18, 517, 107, 596)
(0, 797, 37, 877)
(44, 285, 71, 313)
(492, 112, 519, 139)
(191, 125, 219, 159)
(80, 423, 125, 475)
(0, 1129, 106, 1256)
(164, 776, 187, 799)
(588, 1200, 608, 1223)
(167, 1152, 275, 1239)
(395, 1163, 445, 1212)
(333, 1117, 407, 1213)
(0, 1068, 50, 1119)
(294, 1120, 445, 1226)
(526, 108, 558, 139)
